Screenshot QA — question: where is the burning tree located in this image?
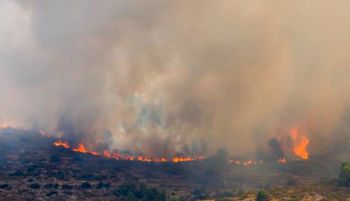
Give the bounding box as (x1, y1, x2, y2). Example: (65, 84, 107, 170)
(339, 162, 350, 187)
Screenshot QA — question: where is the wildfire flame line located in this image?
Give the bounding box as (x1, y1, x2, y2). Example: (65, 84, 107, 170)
(53, 140, 204, 163)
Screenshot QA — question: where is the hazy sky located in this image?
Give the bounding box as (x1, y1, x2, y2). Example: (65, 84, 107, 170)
(1, 1, 350, 157)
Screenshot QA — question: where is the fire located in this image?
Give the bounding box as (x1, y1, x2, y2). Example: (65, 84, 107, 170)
(72, 143, 88, 153)
(103, 150, 111, 158)
(53, 140, 203, 163)
(289, 127, 309, 160)
(172, 156, 204, 163)
(53, 140, 70, 149)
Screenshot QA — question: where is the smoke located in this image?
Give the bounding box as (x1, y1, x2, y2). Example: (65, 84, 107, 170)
(1, 0, 350, 157)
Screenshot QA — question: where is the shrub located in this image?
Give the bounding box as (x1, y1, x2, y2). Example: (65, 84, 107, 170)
(114, 181, 166, 201)
(81, 181, 92, 189)
(29, 183, 40, 189)
(96, 182, 111, 189)
(44, 183, 55, 189)
(339, 162, 350, 187)
(0, 183, 11, 190)
(0, 183, 9, 189)
(256, 190, 269, 201)
(61, 184, 74, 190)
(46, 190, 58, 197)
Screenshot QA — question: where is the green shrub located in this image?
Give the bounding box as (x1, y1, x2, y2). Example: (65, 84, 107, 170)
(114, 181, 166, 201)
(256, 190, 269, 201)
(339, 162, 350, 187)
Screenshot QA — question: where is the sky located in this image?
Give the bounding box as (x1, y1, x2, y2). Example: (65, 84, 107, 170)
(1, 1, 350, 157)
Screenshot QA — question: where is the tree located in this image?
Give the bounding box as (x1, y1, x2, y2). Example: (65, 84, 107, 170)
(256, 190, 269, 201)
(339, 162, 350, 187)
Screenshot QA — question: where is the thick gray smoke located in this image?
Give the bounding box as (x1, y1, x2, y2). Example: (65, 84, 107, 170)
(1, 1, 350, 157)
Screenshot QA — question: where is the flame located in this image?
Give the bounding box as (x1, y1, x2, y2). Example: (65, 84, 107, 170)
(53, 140, 70, 149)
(72, 143, 88, 153)
(290, 127, 309, 160)
(53, 140, 203, 163)
(173, 156, 196, 163)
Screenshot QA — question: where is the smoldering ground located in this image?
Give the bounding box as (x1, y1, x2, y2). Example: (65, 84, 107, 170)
(1, 1, 350, 158)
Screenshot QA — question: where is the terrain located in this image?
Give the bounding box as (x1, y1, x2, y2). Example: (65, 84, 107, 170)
(0, 128, 349, 201)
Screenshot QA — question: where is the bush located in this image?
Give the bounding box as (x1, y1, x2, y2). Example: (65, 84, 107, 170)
(339, 162, 350, 187)
(0, 183, 11, 190)
(44, 183, 59, 189)
(96, 182, 111, 189)
(114, 181, 166, 201)
(61, 184, 74, 190)
(81, 181, 92, 189)
(29, 183, 40, 189)
(0, 183, 9, 189)
(256, 190, 269, 201)
(46, 190, 58, 197)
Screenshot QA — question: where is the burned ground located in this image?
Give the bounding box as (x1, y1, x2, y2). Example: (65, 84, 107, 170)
(0, 129, 348, 201)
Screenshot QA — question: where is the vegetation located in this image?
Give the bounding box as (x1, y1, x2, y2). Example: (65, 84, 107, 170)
(256, 190, 269, 201)
(114, 181, 167, 201)
(214, 148, 229, 163)
(191, 188, 208, 200)
(339, 162, 350, 187)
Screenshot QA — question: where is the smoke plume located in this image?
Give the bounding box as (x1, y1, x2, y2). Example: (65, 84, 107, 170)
(1, 0, 350, 157)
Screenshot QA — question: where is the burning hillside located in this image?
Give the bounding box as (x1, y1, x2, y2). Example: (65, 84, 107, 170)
(0, 127, 348, 200)
(1, 0, 350, 200)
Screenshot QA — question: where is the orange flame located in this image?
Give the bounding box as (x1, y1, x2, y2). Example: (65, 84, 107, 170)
(72, 143, 88, 153)
(53, 140, 70, 149)
(53, 140, 204, 163)
(290, 127, 309, 160)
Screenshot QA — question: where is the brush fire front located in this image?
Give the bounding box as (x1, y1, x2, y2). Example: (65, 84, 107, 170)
(53, 140, 205, 163)
(52, 125, 310, 166)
